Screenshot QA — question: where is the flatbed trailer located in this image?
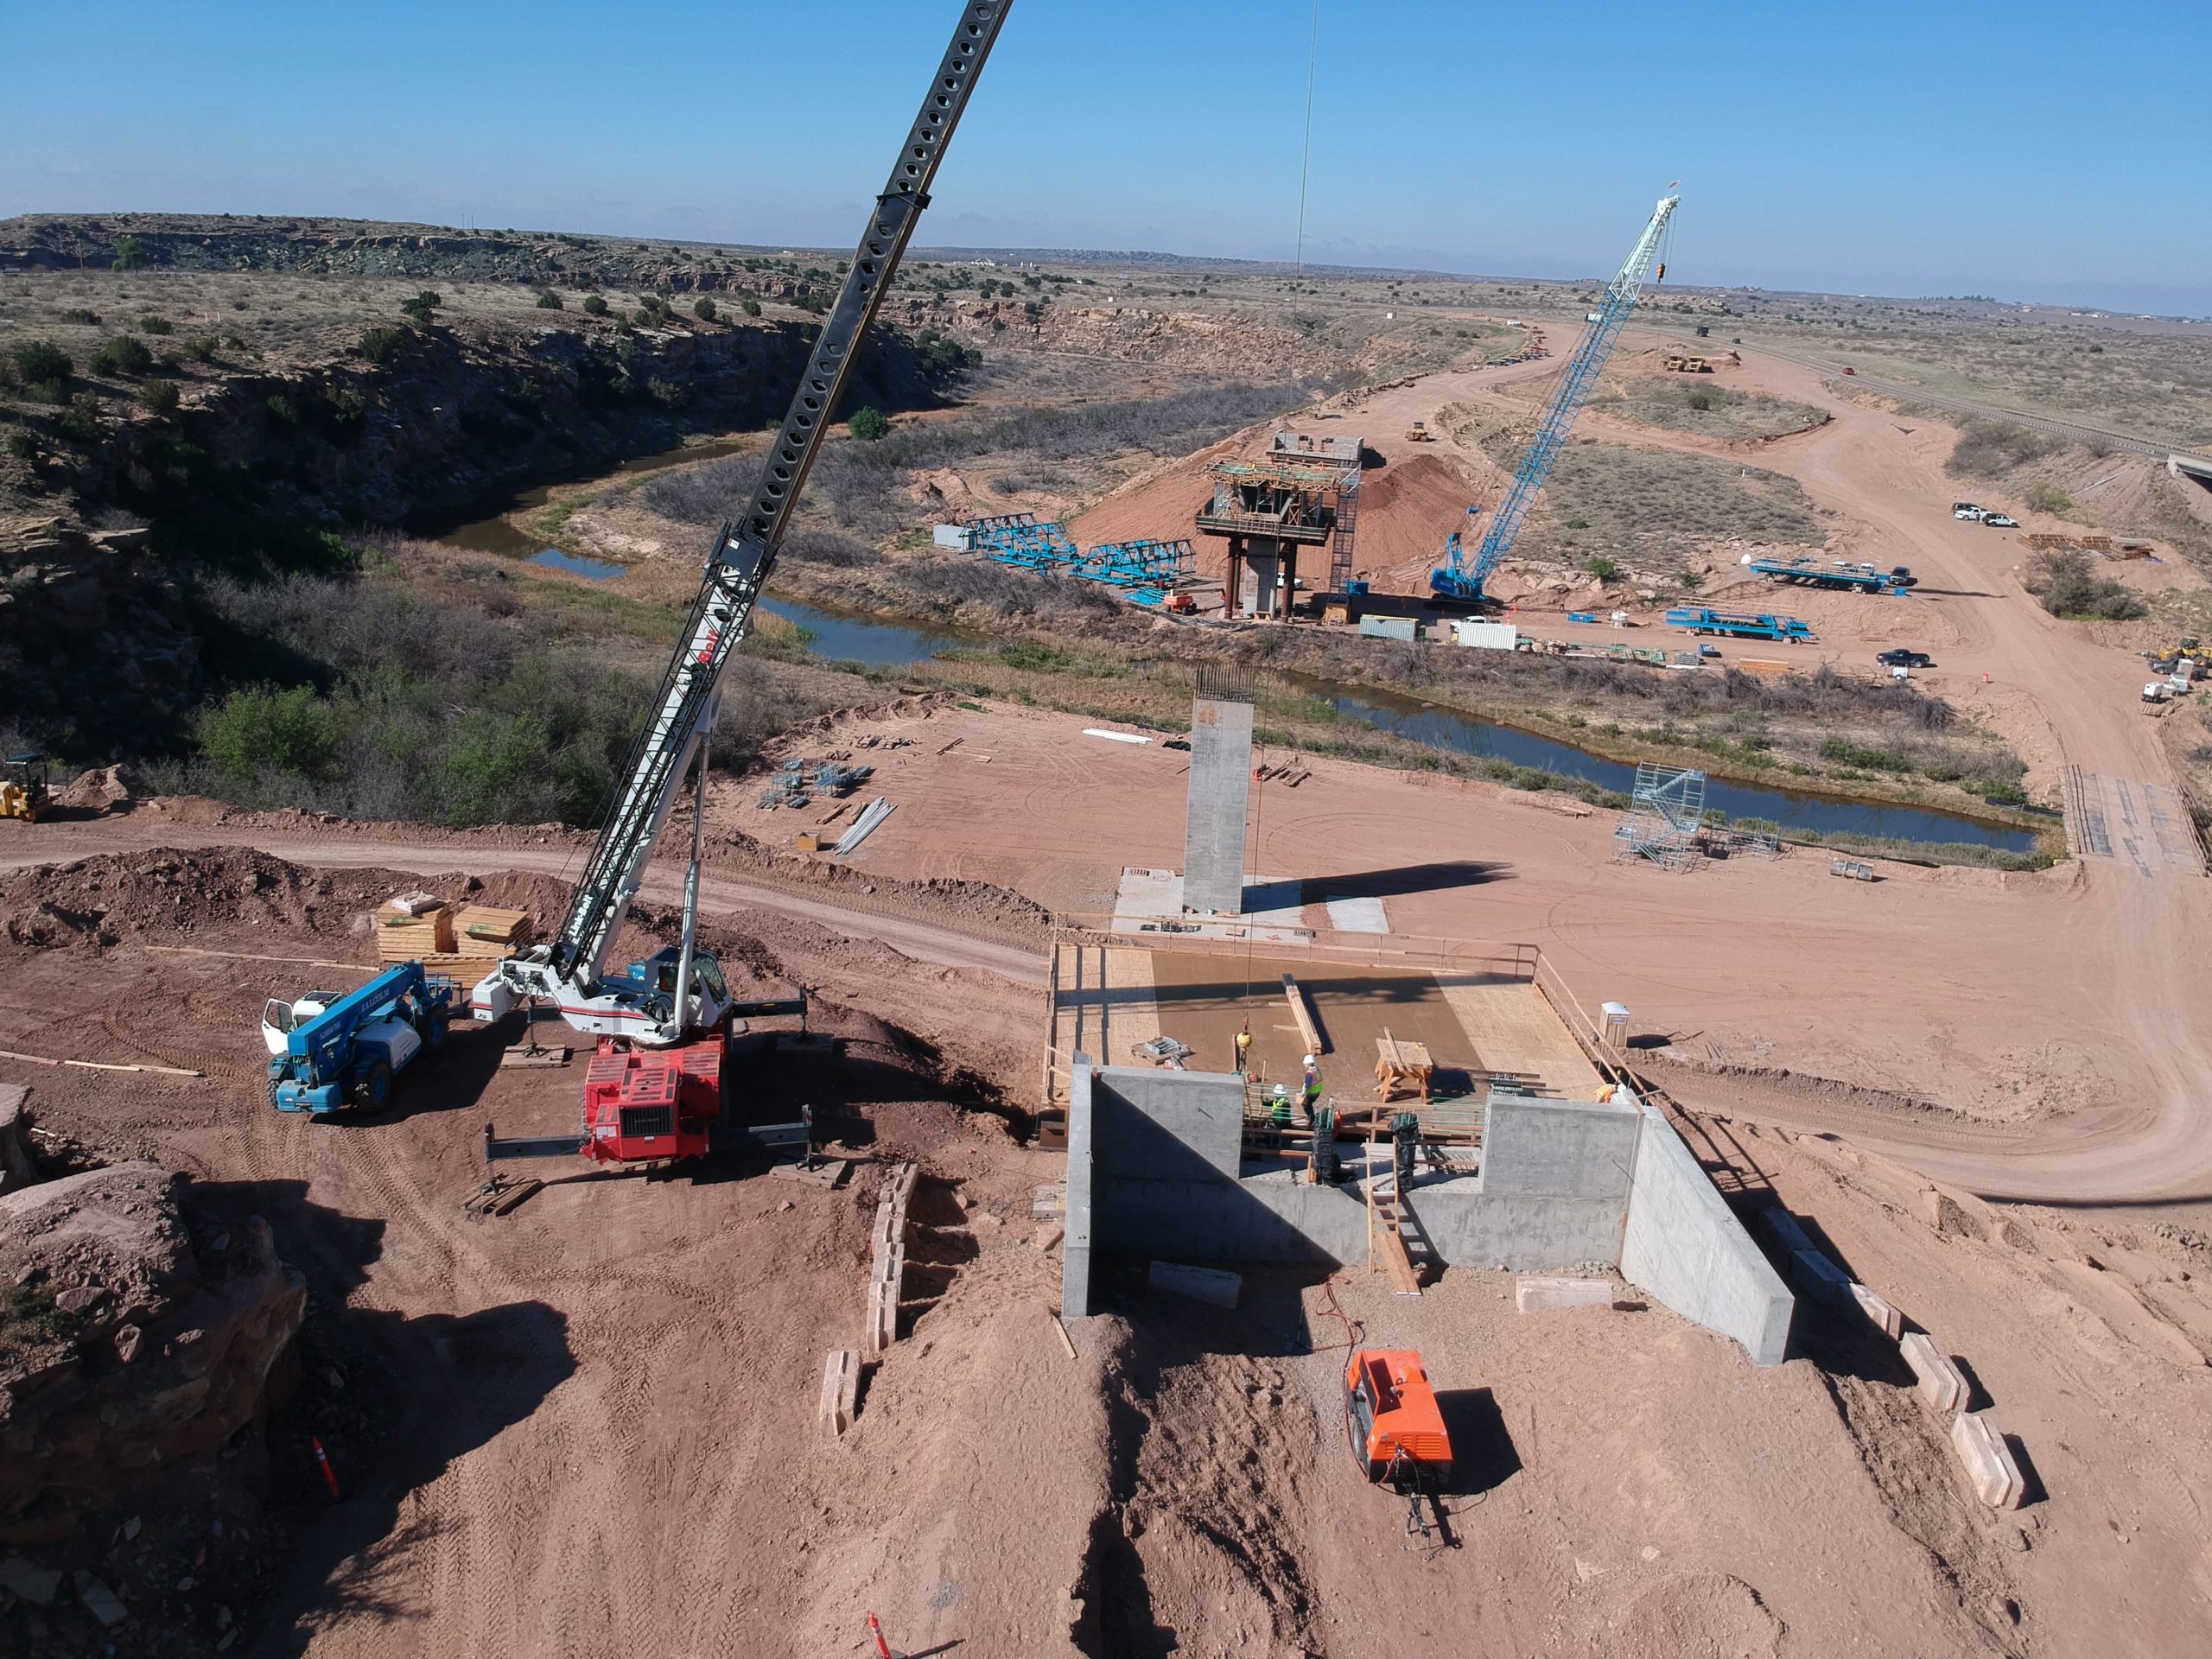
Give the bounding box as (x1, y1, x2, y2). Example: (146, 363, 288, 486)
(1747, 556, 1915, 594)
(1663, 607, 1816, 643)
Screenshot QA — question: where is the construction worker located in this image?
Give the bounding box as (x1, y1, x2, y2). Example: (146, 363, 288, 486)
(1235, 1024, 1253, 1076)
(1300, 1054, 1322, 1124)
(1268, 1083, 1294, 1132)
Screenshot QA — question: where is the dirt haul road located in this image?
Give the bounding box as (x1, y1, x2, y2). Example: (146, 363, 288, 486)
(1334, 341, 2212, 1206)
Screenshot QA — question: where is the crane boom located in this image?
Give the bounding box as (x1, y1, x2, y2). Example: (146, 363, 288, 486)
(1432, 193, 1680, 602)
(475, 0, 1014, 1045)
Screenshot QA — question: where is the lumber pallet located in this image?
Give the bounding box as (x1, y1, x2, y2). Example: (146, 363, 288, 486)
(377, 906, 454, 957)
(1281, 973, 1327, 1055)
(456, 905, 531, 946)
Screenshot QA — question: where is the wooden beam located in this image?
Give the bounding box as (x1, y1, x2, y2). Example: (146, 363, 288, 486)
(1281, 973, 1326, 1055)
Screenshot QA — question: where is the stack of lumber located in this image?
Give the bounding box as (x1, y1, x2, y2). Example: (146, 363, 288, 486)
(419, 905, 533, 980)
(376, 902, 454, 962)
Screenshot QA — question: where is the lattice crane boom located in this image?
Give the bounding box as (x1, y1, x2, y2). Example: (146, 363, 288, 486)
(1432, 193, 1680, 601)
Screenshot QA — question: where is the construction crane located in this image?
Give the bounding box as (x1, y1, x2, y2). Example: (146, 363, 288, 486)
(469, 0, 1013, 1163)
(1430, 193, 1681, 603)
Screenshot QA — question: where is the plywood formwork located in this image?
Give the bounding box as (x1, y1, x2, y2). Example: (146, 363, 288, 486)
(1044, 943, 1163, 1109)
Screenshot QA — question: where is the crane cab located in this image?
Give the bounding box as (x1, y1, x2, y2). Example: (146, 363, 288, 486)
(1344, 1348, 1452, 1487)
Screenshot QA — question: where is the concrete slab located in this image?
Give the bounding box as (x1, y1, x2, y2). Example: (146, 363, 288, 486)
(1950, 1410, 2027, 1510)
(1323, 894, 1389, 933)
(1149, 1261, 1243, 1307)
(1109, 868, 1312, 943)
(1516, 1275, 1616, 1313)
(1901, 1332, 1968, 1414)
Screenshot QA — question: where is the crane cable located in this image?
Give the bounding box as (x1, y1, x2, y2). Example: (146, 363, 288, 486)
(1294, 0, 1319, 270)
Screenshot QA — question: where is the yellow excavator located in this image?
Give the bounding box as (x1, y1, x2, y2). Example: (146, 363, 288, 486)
(2, 753, 49, 823)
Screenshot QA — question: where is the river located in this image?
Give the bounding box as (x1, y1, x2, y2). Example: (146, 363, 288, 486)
(437, 480, 2036, 852)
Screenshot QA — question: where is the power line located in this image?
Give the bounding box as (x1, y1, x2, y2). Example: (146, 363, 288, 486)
(1294, 0, 1319, 271)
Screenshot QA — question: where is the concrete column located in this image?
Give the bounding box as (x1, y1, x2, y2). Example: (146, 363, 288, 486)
(1059, 1055, 1096, 1321)
(1182, 695, 1253, 915)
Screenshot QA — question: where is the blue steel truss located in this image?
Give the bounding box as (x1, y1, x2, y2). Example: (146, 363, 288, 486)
(965, 512, 1078, 569)
(1433, 194, 1680, 603)
(1077, 537, 1194, 590)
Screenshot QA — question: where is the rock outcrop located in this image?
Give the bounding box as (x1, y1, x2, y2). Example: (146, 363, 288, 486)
(0, 1161, 305, 1541)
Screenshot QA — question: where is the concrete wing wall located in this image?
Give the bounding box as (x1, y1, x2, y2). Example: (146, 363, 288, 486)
(1619, 1100, 1795, 1367)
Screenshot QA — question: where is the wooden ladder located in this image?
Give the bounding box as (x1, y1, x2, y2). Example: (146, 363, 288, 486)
(1363, 1138, 1423, 1297)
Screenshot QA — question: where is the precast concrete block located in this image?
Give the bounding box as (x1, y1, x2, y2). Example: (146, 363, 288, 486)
(1791, 1249, 1853, 1306)
(1900, 1332, 1967, 1414)
(1516, 1276, 1617, 1313)
(1761, 1206, 1817, 1255)
(1849, 1281, 1905, 1341)
(1950, 1410, 2026, 1510)
(1148, 1261, 1242, 1308)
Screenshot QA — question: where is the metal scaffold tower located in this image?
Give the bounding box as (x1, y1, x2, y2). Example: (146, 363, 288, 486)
(1612, 762, 1707, 871)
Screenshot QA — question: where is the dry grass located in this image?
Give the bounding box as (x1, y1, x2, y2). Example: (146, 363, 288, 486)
(1592, 376, 1829, 441)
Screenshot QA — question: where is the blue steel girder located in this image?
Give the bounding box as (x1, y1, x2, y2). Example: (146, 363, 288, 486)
(1077, 537, 1194, 588)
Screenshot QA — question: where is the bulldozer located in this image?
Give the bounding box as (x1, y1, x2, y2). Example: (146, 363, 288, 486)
(1405, 420, 1434, 442)
(1, 753, 49, 823)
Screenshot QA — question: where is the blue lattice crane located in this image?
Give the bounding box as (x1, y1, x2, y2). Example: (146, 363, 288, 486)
(1431, 193, 1681, 602)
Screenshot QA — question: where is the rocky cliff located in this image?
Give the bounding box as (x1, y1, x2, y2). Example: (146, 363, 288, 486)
(0, 1160, 306, 1543)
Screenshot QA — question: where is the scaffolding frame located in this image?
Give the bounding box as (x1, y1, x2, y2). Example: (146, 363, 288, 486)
(1611, 764, 1709, 871)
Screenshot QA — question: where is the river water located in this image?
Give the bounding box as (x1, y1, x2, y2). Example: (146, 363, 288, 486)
(440, 480, 2036, 852)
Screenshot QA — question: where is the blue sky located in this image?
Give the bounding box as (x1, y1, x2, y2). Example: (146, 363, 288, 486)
(4, 1, 2205, 314)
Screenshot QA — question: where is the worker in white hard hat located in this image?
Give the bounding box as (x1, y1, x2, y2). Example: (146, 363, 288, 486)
(1268, 1082, 1294, 1131)
(1300, 1054, 1322, 1124)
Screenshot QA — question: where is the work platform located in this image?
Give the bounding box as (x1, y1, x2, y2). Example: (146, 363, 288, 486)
(1042, 939, 1608, 1122)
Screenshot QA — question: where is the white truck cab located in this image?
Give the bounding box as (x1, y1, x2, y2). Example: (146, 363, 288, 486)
(1953, 503, 1986, 521)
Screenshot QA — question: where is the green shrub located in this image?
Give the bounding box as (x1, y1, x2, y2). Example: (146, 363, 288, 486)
(1586, 555, 1619, 582)
(265, 393, 299, 427)
(6, 429, 36, 461)
(534, 288, 563, 309)
(359, 326, 408, 365)
(111, 235, 149, 270)
(138, 378, 181, 414)
(2024, 482, 2072, 513)
(138, 314, 174, 335)
(399, 289, 442, 324)
(692, 296, 717, 321)
(197, 683, 343, 784)
(646, 376, 687, 410)
(741, 298, 762, 317)
(582, 294, 609, 316)
(92, 335, 155, 376)
(848, 406, 891, 442)
(13, 341, 72, 385)
(184, 334, 217, 362)
(59, 308, 100, 326)
(2026, 549, 2146, 620)
(56, 393, 105, 442)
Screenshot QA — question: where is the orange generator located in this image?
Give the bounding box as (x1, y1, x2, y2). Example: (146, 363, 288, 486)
(1344, 1349, 1452, 1487)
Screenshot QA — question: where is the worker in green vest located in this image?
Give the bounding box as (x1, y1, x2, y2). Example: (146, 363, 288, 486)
(1300, 1054, 1323, 1124)
(1268, 1083, 1294, 1131)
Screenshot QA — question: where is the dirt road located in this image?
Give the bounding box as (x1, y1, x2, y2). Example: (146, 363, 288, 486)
(1345, 342, 2212, 1206)
(0, 822, 1046, 988)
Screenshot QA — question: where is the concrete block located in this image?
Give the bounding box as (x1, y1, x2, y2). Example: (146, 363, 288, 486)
(1949, 1410, 2026, 1510)
(817, 1350, 860, 1436)
(1791, 1249, 1853, 1306)
(0, 1084, 33, 1193)
(1900, 1332, 1967, 1414)
(1033, 1182, 1066, 1220)
(1848, 1281, 1904, 1341)
(1760, 1205, 1817, 1255)
(1516, 1276, 1616, 1313)
(1147, 1261, 1242, 1308)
